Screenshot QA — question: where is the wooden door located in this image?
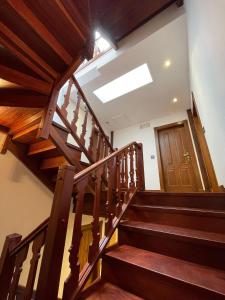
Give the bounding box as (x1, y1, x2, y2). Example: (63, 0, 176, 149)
(155, 121, 203, 192)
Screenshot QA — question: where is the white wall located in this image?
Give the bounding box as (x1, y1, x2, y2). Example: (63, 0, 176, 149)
(114, 111, 189, 190)
(185, 0, 225, 186)
(0, 151, 53, 251)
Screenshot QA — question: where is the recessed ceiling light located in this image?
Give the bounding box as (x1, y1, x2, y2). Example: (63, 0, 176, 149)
(164, 60, 171, 68)
(93, 63, 153, 103)
(172, 98, 178, 103)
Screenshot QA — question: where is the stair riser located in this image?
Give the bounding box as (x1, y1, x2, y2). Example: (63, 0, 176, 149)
(118, 228, 225, 271)
(125, 208, 225, 233)
(135, 194, 225, 210)
(102, 257, 225, 300)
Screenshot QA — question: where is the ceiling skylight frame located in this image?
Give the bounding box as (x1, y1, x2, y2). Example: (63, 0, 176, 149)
(93, 63, 153, 103)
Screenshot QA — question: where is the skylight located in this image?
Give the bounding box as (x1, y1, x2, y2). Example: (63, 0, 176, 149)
(93, 63, 153, 103)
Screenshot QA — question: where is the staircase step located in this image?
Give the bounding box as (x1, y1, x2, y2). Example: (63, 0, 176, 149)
(135, 191, 225, 210)
(28, 139, 56, 155)
(103, 245, 225, 300)
(12, 124, 40, 144)
(40, 156, 68, 170)
(126, 204, 225, 233)
(119, 221, 225, 270)
(80, 282, 143, 300)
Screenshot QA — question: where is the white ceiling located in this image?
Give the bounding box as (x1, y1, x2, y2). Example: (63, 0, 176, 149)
(77, 13, 190, 131)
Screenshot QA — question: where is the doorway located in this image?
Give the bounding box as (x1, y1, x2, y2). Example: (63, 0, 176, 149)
(155, 120, 203, 192)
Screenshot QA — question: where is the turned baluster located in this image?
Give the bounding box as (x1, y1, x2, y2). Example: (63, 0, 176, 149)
(23, 231, 46, 300)
(8, 245, 29, 300)
(96, 132, 102, 161)
(129, 145, 135, 191)
(61, 78, 73, 119)
(105, 159, 115, 234)
(0, 234, 22, 299)
(115, 155, 122, 216)
(71, 90, 81, 133)
(80, 106, 88, 145)
(88, 116, 95, 159)
(121, 152, 126, 188)
(63, 178, 88, 300)
(134, 145, 139, 189)
(88, 167, 103, 262)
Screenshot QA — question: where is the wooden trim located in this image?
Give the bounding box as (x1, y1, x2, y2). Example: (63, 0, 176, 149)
(191, 93, 220, 191)
(154, 120, 203, 192)
(8, 0, 72, 65)
(187, 109, 210, 191)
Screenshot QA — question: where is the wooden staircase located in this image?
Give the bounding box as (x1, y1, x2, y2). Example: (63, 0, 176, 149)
(80, 192, 225, 300)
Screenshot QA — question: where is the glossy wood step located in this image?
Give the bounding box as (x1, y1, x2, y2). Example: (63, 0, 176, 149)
(135, 191, 225, 210)
(119, 221, 225, 270)
(12, 123, 40, 144)
(40, 156, 69, 170)
(28, 139, 56, 155)
(79, 282, 143, 300)
(103, 245, 225, 300)
(125, 204, 225, 233)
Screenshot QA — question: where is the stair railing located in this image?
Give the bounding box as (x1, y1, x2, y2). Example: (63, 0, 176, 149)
(0, 218, 49, 300)
(0, 143, 144, 300)
(62, 141, 145, 300)
(0, 165, 75, 300)
(51, 75, 113, 165)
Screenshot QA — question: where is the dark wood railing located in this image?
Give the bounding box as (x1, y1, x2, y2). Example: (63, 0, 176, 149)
(0, 219, 48, 300)
(50, 75, 113, 165)
(0, 142, 144, 299)
(62, 141, 144, 299)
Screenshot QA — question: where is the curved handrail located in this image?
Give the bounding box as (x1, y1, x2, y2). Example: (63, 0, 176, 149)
(72, 75, 113, 152)
(74, 141, 139, 184)
(10, 217, 49, 257)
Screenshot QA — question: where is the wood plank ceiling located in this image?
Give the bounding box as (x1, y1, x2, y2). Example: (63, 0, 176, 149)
(0, 0, 183, 108)
(94, 0, 183, 46)
(0, 0, 94, 106)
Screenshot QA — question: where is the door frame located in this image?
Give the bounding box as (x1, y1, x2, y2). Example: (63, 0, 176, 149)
(154, 120, 203, 192)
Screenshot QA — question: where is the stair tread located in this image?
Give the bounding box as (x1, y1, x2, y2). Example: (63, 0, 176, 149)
(120, 221, 225, 245)
(130, 204, 225, 217)
(84, 282, 143, 299)
(106, 245, 225, 295)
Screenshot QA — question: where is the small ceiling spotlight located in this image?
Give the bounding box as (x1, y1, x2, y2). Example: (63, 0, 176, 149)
(164, 60, 171, 68)
(172, 97, 178, 103)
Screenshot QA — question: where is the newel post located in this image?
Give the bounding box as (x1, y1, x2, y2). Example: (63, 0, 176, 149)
(136, 143, 145, 191)
(0, 233, 22, 299)
(35, 165, 75, 300)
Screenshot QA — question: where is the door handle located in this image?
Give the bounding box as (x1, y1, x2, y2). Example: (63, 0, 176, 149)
(184, 152, 191, 162)
(183, 152, 190, 157)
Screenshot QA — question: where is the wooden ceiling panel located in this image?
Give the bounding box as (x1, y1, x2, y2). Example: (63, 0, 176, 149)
(95, 0, 179, 41)
(23, 0, 86, 57)
(0, 2, 67, 73)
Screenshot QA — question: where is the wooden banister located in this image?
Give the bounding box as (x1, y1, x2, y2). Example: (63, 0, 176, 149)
(71, 76, 113, 152)
(62, 141, 145, 299)
(10, 218, 49, 257)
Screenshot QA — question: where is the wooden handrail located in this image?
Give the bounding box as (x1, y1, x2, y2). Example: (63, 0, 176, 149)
(10, 218, 49, 257)
(62, 141, 145, 299)
(74, 141, 139, 184)
(72, 75, 113, 152)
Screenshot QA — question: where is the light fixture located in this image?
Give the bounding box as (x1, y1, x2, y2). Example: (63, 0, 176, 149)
(164, 60, 171, 68)
(93, 63, 153, 103)
(172, 97, 178, 103)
